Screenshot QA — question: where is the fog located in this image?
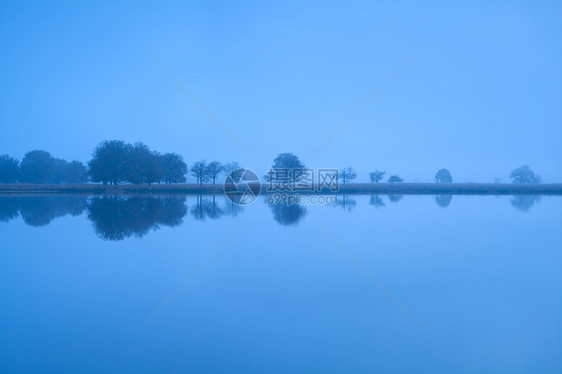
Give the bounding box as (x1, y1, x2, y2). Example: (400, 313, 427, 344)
(1, 1, 560, 183)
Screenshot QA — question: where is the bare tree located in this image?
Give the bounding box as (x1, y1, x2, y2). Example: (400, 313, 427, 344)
(190, 160, 209, 186)
(339, 167, 357, 184)
(369, 170, 385, 183)
(205, 161, 224, 184)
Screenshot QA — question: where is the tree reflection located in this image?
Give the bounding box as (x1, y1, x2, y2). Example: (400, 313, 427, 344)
(88, 196, 187, 240)
(336, 195, 357, 212)
(269, 203, 307, 226)
(388, 194, 403, 203)
(20, 196, 87, 227)
(0, 197, 20, 222)
(435, 194, 453, 208)
(369, 195, 386, 208)
(191, 195, 225, 221)
(510, 195, 541, 212)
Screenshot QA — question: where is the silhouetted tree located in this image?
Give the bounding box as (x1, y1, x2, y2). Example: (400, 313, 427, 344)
(223, 162, 244, 182)
(387, 175, 403, 183)
(267, 153, 306, 183)
(159, 153, 187, 184)
(435, 168, 453, 183)
(65, 161, 88, 183)
(435, 194, 453, 207)
(206, 161, 224, 184)
(51, 159, 88, 184)
(339, 167, 357, 184)
(20, 150, 56, 183)
(88, 140, 131, 185)
(510, 165, 541, 184)
(369, 170, 385, 183)
(0, 154, 19, 183)
(125, 142, 163, 185)
(190, 160, 209, 186)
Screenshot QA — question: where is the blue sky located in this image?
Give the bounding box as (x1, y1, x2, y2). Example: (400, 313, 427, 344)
(1, 0, 560, 182)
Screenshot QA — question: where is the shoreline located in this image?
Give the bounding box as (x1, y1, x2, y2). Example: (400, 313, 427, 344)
(1, 183, 562, 196)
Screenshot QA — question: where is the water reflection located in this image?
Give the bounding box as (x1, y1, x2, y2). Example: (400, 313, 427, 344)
(435, 194, 453, 208)
(12, 196, 87, 227)
(269, 203, 307, 226)
(388, 194, 403, 203)
(336, 195, 357, 212)
(0, 194, 549, 237)
(511, 195, 541, 212)
(88, 196, 187, 240)
(0, 197, 20, 222)
(369, 195, 386, 208)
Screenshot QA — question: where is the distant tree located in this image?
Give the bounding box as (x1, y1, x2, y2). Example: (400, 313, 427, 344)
(65, 161, 88, 183)
(387, 175, 403, 183)
(510, 165, 541, 184)
(20, 150, 56, 183)
(369, 170, 385, 183)
(51, 159, 69, 184)
(124, 142, 163, 185)
(190, 160, 209, 186)
(159, 153, 187, 184)
(339, 167, 357, 184)
(52, 159, 87, 184)
(206, 161, 224, 184)
(223, 161, 243, 181)
(268, 153, 305, 183)
(0, 154, 19, 183)
(88, 140, 132, 185)
(434, 168, 453, 183)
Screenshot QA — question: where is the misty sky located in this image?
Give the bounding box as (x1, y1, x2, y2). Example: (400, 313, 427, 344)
(1, 1, 561, 183)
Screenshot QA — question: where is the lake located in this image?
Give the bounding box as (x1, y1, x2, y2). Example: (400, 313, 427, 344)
(1, 194, 561, 373)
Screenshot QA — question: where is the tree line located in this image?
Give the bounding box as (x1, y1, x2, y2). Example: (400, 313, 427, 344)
(270, 153, 543, 185)
(0, 147, 545, 185)
(0, 140, 240, 185)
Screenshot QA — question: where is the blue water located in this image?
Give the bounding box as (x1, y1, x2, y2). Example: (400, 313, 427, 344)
(0, 194, 561, 373)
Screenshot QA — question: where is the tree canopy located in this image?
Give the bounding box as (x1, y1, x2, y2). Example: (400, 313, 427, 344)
(20, 150, 56, 183)
(435, 168, 453, 183)
(190, 160, 209, 186)
(369, 170, 385, 183)
(268, 153, 306, 183)
(88, 140, 187, 185)
(387, 175, 403, 183)
(0, 154, 20, 183)
(160, 153, 187, 184)
(510, 165, 541, 184)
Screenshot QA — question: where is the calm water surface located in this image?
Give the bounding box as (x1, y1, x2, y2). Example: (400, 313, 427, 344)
(0, 194, 560, 373)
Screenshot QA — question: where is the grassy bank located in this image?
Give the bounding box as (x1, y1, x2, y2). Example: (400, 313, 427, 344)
(1, 183, 562, 195)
